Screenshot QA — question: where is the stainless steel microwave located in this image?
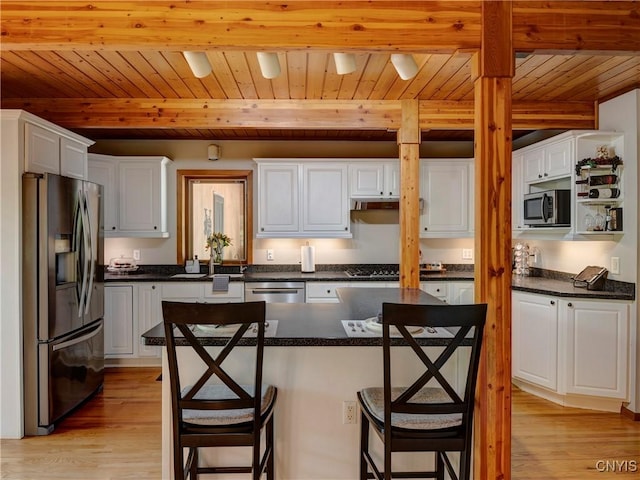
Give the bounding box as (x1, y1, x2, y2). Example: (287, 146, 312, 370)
(523, 189, 571, 227)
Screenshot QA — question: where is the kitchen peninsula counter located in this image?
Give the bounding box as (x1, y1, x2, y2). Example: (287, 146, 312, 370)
(142, 287, 457, 347)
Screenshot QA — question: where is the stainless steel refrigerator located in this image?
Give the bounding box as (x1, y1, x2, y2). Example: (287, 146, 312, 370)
(23, 172, 105, 435)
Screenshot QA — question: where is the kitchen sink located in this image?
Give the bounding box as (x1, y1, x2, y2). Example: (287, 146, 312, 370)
(170, 273, 207, 279)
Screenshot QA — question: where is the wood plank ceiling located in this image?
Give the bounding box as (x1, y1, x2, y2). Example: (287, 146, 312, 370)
(1, 1, 639, 142)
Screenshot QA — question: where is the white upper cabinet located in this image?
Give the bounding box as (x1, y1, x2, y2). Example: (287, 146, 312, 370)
(255, 159, 351, 238)
(420, 159, 473, 237)
(88, 153, 172, 238)
(522, 137, 573, 184)
(349, 161, 400, 198)
(257, 163, 300, 235)
(2, 110, 94, 179)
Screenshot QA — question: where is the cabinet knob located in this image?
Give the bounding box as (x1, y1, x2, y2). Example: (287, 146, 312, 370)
(152, 285, 155, 290)
(261, 227, 264, 231)
(424, 227, 428, 231)
(538, 174, 542, 178)
(568, 302, 573, 307)
(380, 191, 384, 195)
(154, 226, 157, 230)
(111, 226, 116, 230)
(326, 290, 331, 294)
(344, 227, 348, 231)
(436, 288, 440, 292)
(550, 300, 555, 305)
(544, 173, 548, 177)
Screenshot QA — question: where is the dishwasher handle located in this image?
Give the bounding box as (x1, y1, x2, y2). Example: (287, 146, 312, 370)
(249, 288, 302, 295)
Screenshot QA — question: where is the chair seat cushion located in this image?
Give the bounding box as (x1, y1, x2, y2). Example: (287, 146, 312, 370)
(360, 387, 462, 430)
(182, 384, 276, 426)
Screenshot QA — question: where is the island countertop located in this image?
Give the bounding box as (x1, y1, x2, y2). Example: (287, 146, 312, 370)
(142, 287, 456, 347)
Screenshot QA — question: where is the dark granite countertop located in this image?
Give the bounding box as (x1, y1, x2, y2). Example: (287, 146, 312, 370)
(107, 264, 634, 300)
(142, 287, 459, 347)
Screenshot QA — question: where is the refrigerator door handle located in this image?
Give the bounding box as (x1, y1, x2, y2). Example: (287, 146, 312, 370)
(52, 321, 104, 352)
(81, 189, 95, 314)
(72, 193, 86, 318)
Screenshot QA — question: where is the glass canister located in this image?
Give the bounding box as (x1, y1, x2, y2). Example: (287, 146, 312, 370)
(513, 242, 530, 276)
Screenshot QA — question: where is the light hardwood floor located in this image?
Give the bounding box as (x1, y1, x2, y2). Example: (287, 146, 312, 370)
(1, 369, 638, 479)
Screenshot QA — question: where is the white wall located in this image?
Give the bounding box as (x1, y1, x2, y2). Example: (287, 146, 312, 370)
(0, 114, 24, 438)
(92, 139, 475, 266)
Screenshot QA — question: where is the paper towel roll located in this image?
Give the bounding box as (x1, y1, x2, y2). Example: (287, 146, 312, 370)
(301, 245, 315, 272)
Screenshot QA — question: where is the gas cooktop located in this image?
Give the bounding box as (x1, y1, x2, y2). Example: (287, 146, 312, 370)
(344, 268, 400, 279)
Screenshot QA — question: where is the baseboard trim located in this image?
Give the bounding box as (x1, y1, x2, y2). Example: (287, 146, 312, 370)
(105, 357, 162, 368)
(620, 405, 640, 421)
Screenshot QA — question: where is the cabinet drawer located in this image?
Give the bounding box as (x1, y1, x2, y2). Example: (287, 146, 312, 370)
(306, 282, 342, 303)
(161, 283, 201, 300)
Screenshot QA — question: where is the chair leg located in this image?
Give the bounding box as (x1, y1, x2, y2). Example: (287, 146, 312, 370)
(383, 443, 391, 480)
(253, 431, 262, 480)
(458, 448, 471, 480)
(174, 443, 185, 480)
(359, 411, 370, 480)
(190, 448, 198, 480)
(436, 452, 445, 480)
(266, 416, 275, 480)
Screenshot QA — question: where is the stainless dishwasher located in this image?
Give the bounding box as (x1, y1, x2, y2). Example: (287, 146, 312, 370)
(244, 282, 306, 303)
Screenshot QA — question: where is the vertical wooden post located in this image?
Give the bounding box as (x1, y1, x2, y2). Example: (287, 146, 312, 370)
(398, 99, 421, 288)
(473, 1, 513, 479)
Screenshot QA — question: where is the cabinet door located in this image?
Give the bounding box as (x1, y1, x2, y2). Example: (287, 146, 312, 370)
(118, 160, 161, 233)
(522, 147, 544, 183)
(512, 152, 524, 230)
(104, 286, 134, 356)
(512, 292, 558, 391)
(420, 282, 449, 303)
(302, 163, 349, 233)
(60, 137, 87, 179)
(258, 164, 300, 234)
(449, 282, 474, 305)
(420, 160, 469, 234)
(137, 284, 162, 357)
(349, 163, 384, 197)
(306, 282, 343, 303)
(202, 282, 244, 303)
(88, 158, 118, 232)
(384, 162, 400, 197)
(544, 139, 573, 180)
(562, 299, 628, 399)
(24, 123, 60, 175)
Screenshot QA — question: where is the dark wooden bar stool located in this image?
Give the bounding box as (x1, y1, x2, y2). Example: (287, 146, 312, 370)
(357, 302, 487, 480)
(162, 300, 277, 480)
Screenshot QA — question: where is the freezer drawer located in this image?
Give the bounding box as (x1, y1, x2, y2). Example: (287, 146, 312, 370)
(33, 320, 105, 435)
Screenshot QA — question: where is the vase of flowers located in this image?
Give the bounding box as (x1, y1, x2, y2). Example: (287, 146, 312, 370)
(205, 232, 232, 273)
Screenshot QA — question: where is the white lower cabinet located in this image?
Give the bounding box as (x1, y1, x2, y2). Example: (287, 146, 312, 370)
(105, 282, 245, 363)
(512, 292, 558, 391)
(561, 299, 629, 399)
(104, 285, 134, 356)
(512, 291, 630, 404)
(137, 284, 162, 358)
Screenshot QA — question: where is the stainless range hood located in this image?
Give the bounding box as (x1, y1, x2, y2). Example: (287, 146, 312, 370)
(350, 198, 400, 210)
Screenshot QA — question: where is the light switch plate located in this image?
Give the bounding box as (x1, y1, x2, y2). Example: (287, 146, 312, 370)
(462, 248, 473, 260)
(611, 257, 620, 275)
(266, 249, 274, 261)
(133, 249, 141, 261)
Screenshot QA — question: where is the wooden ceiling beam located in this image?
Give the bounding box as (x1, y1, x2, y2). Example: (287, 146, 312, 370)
(1, 1, 638, 53)
(1, 98, 596, 131)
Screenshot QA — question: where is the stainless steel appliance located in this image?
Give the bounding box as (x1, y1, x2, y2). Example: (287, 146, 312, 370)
(244, 282, 305, 303)
(22, 173, 104, 435)
(523, 189, 571, 227)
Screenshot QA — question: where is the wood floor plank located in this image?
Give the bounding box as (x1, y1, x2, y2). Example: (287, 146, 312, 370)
(1, 370, 638, 479)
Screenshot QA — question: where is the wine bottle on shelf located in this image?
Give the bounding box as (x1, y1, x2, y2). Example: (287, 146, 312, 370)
(576, 191, 589, 197)
(588, 174, 618, 186)
(588, 188, 620, 199)
(575, 179, 588, 185)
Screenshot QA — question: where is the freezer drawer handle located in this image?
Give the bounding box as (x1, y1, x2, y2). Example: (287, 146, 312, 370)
(52, 322, 104, 352)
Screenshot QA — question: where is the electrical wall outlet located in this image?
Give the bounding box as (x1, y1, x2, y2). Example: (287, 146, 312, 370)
(266, 249, 274, 261)
(133, 249, 141, 261)
(342, 400, 357, 424)
(611, 257, 620, 275)
(462, 248, 473, 260)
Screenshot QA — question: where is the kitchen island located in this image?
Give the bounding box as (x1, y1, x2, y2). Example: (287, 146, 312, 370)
(143, 288, 472, 479)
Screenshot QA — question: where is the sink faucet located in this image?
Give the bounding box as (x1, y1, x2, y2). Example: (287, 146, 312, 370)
(240, 265, 248, 273)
